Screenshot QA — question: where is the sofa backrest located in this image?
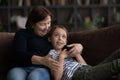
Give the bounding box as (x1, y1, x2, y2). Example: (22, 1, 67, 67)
(68, 24, 120, 66)
(0, 24, 120, 77)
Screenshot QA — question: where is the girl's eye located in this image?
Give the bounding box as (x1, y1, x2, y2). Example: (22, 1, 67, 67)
(48, 22, 50, 25)
(62, 35, 67, 39)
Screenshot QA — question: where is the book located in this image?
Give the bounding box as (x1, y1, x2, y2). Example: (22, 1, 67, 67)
(18, 0, 23, 7)
(76, 0, 82, 5)
(44, 0, 51, 6)
(76, 13, 83, 25)
(67, 12, 74, 25)
(58, 0, 65, 6)
(11, 0, 18, 7)
(84, 0, 90, 5)
(51, 0, 56, 5)
(100, 0, 108, 5)
(25, 0, 31, 7)
(67, 12, 83, 25)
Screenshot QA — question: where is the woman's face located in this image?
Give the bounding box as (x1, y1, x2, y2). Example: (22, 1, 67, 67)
(33, 15, 51, 36)
(50, 28, 67, 51)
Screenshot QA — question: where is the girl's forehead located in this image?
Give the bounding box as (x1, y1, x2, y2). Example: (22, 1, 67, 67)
(54, 28, 66, 33)
(53, 28, 67, 36)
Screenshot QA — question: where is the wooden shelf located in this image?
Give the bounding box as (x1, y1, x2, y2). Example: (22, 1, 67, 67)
(0, 0, 120, 32)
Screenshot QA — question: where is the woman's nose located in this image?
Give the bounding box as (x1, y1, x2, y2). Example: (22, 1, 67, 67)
(45, 26, 50, 30)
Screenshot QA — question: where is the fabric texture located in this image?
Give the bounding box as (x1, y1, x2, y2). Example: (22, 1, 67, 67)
(49, 49, 87, 80)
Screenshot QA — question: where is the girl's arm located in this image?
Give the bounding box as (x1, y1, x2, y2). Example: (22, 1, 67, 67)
(52, 50, 67, 80)
(75, 54, 87, 64)
(52, 55, 64, 80)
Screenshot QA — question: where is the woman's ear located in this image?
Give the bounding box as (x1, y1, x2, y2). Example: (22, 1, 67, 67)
(65, 40, 67, 45)
(31, 22, 34, 28)
(48, 38, 51, 42)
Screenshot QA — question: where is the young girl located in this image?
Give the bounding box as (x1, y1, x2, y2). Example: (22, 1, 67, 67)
(48, 25, 120, 80)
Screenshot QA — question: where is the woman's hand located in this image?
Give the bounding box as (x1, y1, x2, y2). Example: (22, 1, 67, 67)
(31, 54, 60, 71)
(31, 54, 61, 73)
(43, 54, 60, 71)
(67, 43, 83, 57)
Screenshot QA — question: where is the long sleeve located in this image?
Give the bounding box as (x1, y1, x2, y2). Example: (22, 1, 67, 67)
(13, 29, 52, 66)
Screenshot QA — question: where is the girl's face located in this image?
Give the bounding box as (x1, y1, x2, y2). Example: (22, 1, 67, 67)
(50, 28, 67, 51)
(33, 15, 51, 36)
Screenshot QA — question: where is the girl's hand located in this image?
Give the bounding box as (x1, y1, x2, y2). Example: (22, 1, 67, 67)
(60, 49, 68, 59)
(50, 62, 63, 80)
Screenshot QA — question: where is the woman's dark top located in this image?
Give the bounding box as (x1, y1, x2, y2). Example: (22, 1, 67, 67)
(13, 29, 52, 68)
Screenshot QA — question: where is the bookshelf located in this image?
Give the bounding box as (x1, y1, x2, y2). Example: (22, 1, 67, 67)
(0, 0, 120, 32)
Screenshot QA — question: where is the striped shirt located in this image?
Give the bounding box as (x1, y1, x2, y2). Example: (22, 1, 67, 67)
(49, 49, 87, 80)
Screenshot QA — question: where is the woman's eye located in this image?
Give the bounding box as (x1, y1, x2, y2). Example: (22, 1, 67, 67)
(54, 34, 59, 37)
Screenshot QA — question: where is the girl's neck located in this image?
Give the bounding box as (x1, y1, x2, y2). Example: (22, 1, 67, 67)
(55, 49, 62, 54)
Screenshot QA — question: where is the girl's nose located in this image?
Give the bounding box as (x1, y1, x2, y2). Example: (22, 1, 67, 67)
(59, 36, 62, 40)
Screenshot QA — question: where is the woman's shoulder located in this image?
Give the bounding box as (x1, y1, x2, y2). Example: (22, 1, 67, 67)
(15, 29, 27, 34)
(14, 29, 31, 37)
(16, 29, 32, 35)
(15, 29, 36, 39)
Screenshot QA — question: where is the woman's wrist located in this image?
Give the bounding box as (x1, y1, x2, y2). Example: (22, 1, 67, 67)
(31, 55, 43, 65)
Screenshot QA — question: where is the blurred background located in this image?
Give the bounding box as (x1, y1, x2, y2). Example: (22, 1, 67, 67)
(0, 0, 120, 32)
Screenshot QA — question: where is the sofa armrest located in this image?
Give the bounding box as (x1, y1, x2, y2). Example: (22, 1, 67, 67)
(0, 33, 15, 77)
(68, 24, 120, 66)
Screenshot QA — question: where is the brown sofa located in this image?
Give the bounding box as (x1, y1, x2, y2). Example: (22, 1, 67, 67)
(0, 24, 120, 80)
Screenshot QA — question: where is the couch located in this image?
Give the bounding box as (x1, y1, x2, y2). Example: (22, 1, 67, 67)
(0, 24, 120, 80)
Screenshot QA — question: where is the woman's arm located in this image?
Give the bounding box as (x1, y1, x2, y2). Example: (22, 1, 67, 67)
(67, 43, 83, 57)
(14, 30, 34, 65)
(32, 55, 60, 70)
(14, 30, 59, 69)
(67, 43, 87, 64)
